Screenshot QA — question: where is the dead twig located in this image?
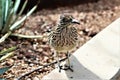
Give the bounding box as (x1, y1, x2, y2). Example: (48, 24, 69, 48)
(16, 57, 67, 80)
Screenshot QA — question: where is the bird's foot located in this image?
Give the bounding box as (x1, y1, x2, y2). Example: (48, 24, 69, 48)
(57, 65, 63, 72)
(61, 64, 74, 72)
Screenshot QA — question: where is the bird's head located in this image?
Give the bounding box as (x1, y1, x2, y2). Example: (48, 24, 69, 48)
(59, 14, 80, 26)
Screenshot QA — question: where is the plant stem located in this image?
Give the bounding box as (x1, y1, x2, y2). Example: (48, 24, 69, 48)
(11, 33, 48, 39)
(0, 46, 16, 55)
(0, 52, 14, 62)
(0, 31, 11, 43)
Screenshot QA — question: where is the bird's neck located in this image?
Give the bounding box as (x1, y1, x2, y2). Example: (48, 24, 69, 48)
(56, 24, 71, 34)
(57, 24, 68, 29)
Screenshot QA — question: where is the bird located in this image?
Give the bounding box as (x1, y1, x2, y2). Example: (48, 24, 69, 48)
(48, 14, 80, 72)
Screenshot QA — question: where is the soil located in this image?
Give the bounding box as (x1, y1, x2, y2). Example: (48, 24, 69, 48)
(0, 0, 120, 80)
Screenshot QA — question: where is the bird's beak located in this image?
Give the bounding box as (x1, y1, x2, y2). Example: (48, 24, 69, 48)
(72, 19, 80, 24)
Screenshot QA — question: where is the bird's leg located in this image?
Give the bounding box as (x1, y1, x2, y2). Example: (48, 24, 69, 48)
(55, 51, 62, 72)
(67, 51, 73, 72)
(67, 52, 71, 67)
(62, 51, 73, 72)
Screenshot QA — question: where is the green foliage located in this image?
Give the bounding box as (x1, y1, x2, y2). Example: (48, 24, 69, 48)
(0, 47, 15, 79)
(0, 46, 16, 62)
(0, 0, 22, 33)
(0, 0, 3, 30)
(0, 0, 39, 43)
(0, 65, 12, 75)
(0, 65, 13, 80)
(0, 46, 16, 55)
(0, 79, 6, 80)
(0, 0, 13, 33)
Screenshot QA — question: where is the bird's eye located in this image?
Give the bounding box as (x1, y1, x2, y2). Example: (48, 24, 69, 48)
(62, 18, 67, 22)
(69, 18, 72, 22)
(62, 18, 72, 22)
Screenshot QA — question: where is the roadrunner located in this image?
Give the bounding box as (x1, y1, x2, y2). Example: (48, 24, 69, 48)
(49, 14, 80, 72)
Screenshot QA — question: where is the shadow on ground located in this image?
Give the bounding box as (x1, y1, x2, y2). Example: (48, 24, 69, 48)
(65, 55, 101, 80)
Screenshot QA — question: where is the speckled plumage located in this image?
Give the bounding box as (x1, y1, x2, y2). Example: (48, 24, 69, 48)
(48, 14, 80, 72)
(49, 24, 78, 52)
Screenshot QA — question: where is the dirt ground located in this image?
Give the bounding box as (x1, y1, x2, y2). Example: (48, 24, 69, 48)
(0, 0, 120, 80)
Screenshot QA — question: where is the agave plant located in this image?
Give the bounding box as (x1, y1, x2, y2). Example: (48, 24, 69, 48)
(0, 46, 16, 80)
(0, 47, 15, 77)
(0, 65, 13, 80)
(0, 0, 40, 43)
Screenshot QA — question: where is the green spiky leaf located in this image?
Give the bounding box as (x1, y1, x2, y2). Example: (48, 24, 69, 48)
(0, 65, 12, 75)
(0, 78, 6, 80)
(1, 0, 13, 33)
(18, 0, 28, 16)
(0, 52, 14, 62)
(10, 5, 37, 31)
(13, 0, 20, 14)
(0, 0, 40, 43)
(0, 46, 16, 55)
(0, 0, 2, 30)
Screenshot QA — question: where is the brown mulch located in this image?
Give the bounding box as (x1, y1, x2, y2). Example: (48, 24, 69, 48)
(0, 0, 120, 80)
